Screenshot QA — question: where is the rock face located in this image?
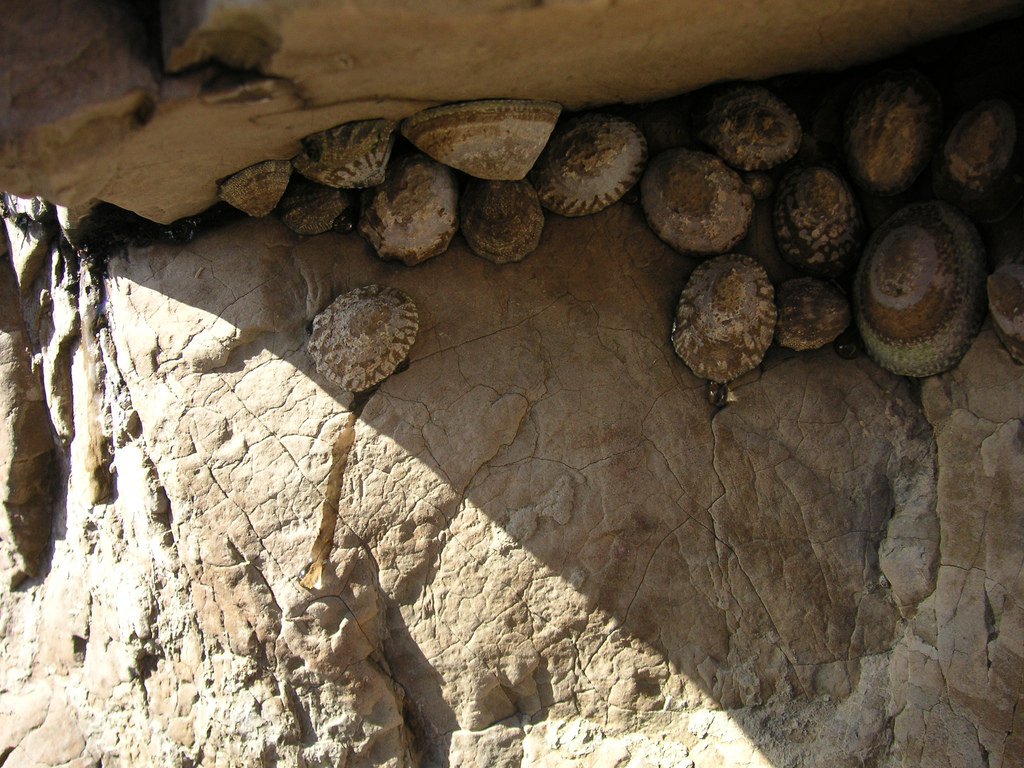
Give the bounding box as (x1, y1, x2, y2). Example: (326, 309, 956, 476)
(1, 202, 1021, 765)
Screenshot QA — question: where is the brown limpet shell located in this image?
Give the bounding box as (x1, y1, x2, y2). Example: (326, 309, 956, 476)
(672, 253, 776, 384)
(277, 177, 356, 236)
(460, 179, 544, 264)
(843, 70, 942, 196)
(742, 172, 775, 201)
(401, 99, 561, 180)
(641, 149, 754, 257)
(530, 113, 648, 216)
(933, 99, 1023, 223)
(693, 84, 802, 171)
(217, 159, 292, 217)
(987, 263, 1024, 364)
(307, 285, 419, 393)
(293, 119, 397, 189)
(358, 154, 459, 266)
(853, 201, 987, 377)
(775, 277, 851, 351)
(773, 165, 865, 277)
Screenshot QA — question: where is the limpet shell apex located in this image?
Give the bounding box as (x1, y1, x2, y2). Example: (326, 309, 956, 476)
(218, 159, 292, 217)
(693, 84, 802, 171)
(293, 119, 397, 189)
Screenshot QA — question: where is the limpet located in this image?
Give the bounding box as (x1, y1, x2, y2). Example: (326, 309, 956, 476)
(401, 99, 561, 180)
(307, 285, 419, 392)
(693, 84, 802, 171)
(641, 149, 754, 256)
(217, 160, 292, 217)
(987, 263, 1024, 364)
(358, 154, 459, 266)
(530, 113, 648, 216)
(460, 179, 544, 264)
(277, 177, 356, 236)
(853, 201, 987, 377)
(774, 277, 851, 351)
(293, 119, 397, 189)
(672, 253, 776, 384)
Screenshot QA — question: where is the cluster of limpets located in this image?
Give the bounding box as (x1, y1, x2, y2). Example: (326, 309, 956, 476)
(216, 73, 1024, 397)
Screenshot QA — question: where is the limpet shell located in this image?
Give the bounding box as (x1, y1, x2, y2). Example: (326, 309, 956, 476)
(641, 149, 754, 256)
(843, 70, 942, 196)
(401, 99, 561, 180)
(693, 84, 802, 171)
(672, 253, 776, 384)
(307, 285, 419, 392)
(774, 277, 851, 351)
(933, 99, 1023, 223)
(217, 159, 292, 217)
(358, 154, 459, 266)
(773, 165, 865, 277)
(293, 119, 397, 189)
(460, 179, 544, 264)
(530, 113, 648, 216)
(987, 263, 1024, 364)
(277, 177, 356, 236)
(854, 201, 987, 377)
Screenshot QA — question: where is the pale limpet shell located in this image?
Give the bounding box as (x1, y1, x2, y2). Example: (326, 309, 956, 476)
(672, 253, 776, 384)
(217, 159, 292, 217)
(987, 263, 1024, 364)
(460, 179, 544, 264)
(693, 84, 802, 171)
(277, 176, 356, 236)
(530, 113, 648, 217)
(358, 154, 459, 266)
(293, 119, 397, 189)
(641, 149, 754, 257)
(775, 277, 851, 351)
(401, 99, 561, 180)
(307, 285, 419, 392)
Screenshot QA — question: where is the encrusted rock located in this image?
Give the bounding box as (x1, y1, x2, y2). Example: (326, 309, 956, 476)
(641, 149, 754, 256)
(277, 176, 356, 236)
(530, 113, 648, 216)
(400, 99, 561, 180)
(693, 84, 802, 171)
(775, 277, 851, 351)
(987, 263, 1024, 364)
(460, 179, 544, 264)
(672, 253, 776, 383)
(217, 159, 292, 217)
(358, 154, 459, 266)
(293, 119, 397, 188)
(854, 201, 987, 376)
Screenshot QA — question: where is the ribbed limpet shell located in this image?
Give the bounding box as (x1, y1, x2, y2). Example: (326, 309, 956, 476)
(854, 201, 987, 377)
(277, 177, 356, 236)
(217, 159, 292, 217)
(293, 119, 397, 189)
(693, 84, 802, 171)
(307, 285, 419, 392)
(672, 253, 776, 384)
(641, 149, 754, 256)
(775, 277, 851, 351)
(773, 165, 865, 277)
(358, 154, 459, 266)
(530, 113, 648, 216)
(843, 70, 942, 196)
(401, 99, 561, 180)
(987, 263, 1024, 364)
(460, 179, 544, 264)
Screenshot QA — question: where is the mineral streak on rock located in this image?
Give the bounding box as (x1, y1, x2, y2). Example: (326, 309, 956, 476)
(843, 70, 942, 196)
(358, 154, 459, 266)
(854, 200, 987, 376)
(400, 99, 562, 180)
(773, 165, 865, 277)
(693, 84, 803, 171)
(933, 99, 1023, 223)
(672, 253, 776, 383)
(775, 277, 851, 351)
(640, 149, 754, 256)
(459, 179, 545, 264)
(277, 176, 356, 236)
(307, 284, 419, 393)
(530, 113, 648, 216)
(293, 119, 398, 189)
(987, 263, 1024, 364)
(217, 159, 292, 217)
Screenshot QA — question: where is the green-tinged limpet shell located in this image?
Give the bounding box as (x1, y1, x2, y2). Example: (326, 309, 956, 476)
(693, 84, 802, 171)
(460, 179, 544, 264)
(278, 177, 356, 236)
(987, 263, 1024, 364)
(293, 119, 397, 189)
(854, 201, 987, 377)
(307, 285, 419, 392)
(775, 277, 851, 351)
(217, 159, 292, 217)
(401, 99, 561, 180)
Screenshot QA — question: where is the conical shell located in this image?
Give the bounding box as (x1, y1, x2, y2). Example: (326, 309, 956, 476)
(530, 113, 648, 216)
(460, 179, 544, 264)
(358, 154, 459, 266)
(987, 263, 1024, 364)
(854, 201, 987, 377)
(401, 99, 561, 180)
(672, 253, 776, 383)
(293, 119, 397, 188)
(641, 149, 754, 256)
(774, 277, 851, 351)
(278, 177, 356, 235)
(693, 84, 802, 171)
(217, 159, 292, 217)
(307, 285, 419, 392)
